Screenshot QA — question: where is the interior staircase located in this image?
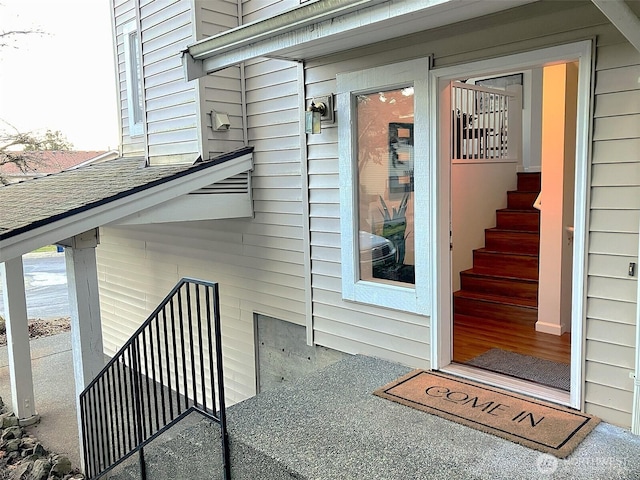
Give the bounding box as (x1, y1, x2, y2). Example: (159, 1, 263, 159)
(454, 172, 541, 327)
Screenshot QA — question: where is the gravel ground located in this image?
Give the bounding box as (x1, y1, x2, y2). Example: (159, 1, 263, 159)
(0, 317, 70, 346)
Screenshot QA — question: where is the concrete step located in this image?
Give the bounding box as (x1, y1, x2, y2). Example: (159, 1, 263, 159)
(97, 355, 640, 479)
(101, 410, 299, 480)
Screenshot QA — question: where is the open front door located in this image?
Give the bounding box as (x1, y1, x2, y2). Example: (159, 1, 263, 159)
(448, 76, 575, 387)
(431, 42, 593, 409)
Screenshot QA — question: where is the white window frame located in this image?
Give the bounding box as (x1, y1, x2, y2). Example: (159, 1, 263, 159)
(123, 21, 144, 137)
(337, 58, 431, 315)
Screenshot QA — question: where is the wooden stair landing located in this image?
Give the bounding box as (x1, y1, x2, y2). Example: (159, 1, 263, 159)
(453, 314, 571, 363)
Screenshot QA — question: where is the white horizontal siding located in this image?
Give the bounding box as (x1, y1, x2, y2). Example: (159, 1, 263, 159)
(306, 49, 434, 368)
(202, 66, 245, 157)
(200, 0, 238, 35)
(586, 14, 640, 424)
(112, 0, 145, 156)
(242, 0, 298, 24)
(195, 1, 245, 158)
(98, 218, 306, 405)
(139, 0, 199, 164)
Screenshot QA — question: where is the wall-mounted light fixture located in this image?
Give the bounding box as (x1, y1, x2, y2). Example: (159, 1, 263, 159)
(211, 110, 231, 131)
(305, 102, 325, 134)
(305, 95, 334, 134)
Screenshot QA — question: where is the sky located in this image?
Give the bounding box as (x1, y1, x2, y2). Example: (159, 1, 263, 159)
(0, 0, 119, 151)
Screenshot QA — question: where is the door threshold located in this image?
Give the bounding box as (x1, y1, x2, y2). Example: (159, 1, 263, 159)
(441, 363, 571, 407)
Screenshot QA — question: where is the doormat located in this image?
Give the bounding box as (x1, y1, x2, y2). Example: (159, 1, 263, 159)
(467, 348, 570, 391)
(374, 370, 599, 458)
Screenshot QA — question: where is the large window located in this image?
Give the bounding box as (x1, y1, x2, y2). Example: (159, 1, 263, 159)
(123, 22, 144, 137)
(357, 89, 415, 285)
(337, 58, 431, 314)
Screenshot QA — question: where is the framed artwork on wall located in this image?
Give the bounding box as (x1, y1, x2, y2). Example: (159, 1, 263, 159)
(388, 122, 414, 194)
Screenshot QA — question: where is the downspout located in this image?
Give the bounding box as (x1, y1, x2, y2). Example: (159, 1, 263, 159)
(633, 221, 640, 435)
(190, 0, 208, 160)
(298, 60, 313, 346)
(132, 0, 149, 165)
(109, 0, 124, 158)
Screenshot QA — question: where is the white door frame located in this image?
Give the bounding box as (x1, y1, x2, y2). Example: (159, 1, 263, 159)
(429, 40, 594, 410)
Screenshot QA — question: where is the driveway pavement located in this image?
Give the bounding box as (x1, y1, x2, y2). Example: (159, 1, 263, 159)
(0, 250, 70, 319)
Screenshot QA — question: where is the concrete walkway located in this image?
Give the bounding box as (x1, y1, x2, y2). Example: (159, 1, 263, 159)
(2, 336, 640, 479)
(222, 355, 640, 479)
(0, 332, 80, 469)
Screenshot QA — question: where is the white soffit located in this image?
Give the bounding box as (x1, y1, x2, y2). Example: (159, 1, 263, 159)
(184, 0, 538, 79)
(591, 0, 640, 53)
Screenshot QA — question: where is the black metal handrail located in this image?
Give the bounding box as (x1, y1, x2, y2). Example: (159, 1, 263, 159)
(79, 278, 230, 479)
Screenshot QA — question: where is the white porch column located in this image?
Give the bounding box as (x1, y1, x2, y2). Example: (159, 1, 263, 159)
(0, 257, 39, 425)
(63, 229, 104, 467)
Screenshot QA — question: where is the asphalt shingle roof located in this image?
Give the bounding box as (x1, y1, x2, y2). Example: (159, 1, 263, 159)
(0, 147, 253, 241)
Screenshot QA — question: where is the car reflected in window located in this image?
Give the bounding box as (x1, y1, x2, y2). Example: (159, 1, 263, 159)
(359, 231, 396, 267)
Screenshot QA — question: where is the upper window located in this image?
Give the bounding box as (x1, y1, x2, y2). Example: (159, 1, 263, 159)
(123, 22, 144, 137)
(337, 58, 431, 315)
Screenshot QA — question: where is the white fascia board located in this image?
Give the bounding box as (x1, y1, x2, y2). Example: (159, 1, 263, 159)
(115, 193, 252, 225)
(184, 0, 536, 79)
(187, 0, 382, 60)
(187, 0, 441, 77)
(591, 0, 640, 53)
(0, 153, 253, 262)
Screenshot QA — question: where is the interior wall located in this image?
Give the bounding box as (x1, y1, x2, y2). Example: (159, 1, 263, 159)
(451, 162, 518, 291)
(523, 68, 543, 172)
(536, 62, 578, 335)
(562, 62, 578, 333)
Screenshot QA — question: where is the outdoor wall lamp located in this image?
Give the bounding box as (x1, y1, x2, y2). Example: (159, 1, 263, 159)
(305, 95, 334, 134)
(305, 101, 327, 134)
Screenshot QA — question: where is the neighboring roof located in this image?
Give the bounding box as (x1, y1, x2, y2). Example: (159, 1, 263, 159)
(0, 150, 117, 176)
(0, 147, 254, 262)
(183, 0, 536, 79)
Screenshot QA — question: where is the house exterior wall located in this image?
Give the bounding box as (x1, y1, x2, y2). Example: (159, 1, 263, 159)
(196, 0, 245, 157)
(304, 0, 639, 427)
(587, 34, 640, 426)
(100, 0, 305, 406)
(113, 0, 146, 157)
(141, 0, 201, 164)
(242, 0, 299, 23)
(112, 0, 202, 164)
(103, 0, 640, 426)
